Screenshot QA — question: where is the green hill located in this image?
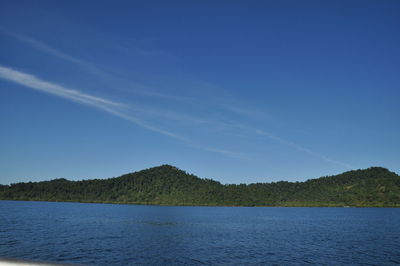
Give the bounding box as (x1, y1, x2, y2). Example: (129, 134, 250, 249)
(1, 165, 399, 207)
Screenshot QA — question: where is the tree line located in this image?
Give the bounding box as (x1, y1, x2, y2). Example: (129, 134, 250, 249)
(1, 165, 399, 207)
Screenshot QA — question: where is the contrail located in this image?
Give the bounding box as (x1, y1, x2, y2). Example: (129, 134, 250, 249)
(0, 28, 112, 79)
(0, 65, 245, 159)
(0, 65, 124, 108)
(0, 29, 193, 101)
(255, 129, 353, 169)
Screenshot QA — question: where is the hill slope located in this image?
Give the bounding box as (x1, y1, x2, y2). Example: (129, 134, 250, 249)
(1, 165, 399, 207)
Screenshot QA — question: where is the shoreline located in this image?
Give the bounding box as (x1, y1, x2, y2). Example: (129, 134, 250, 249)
(1, 199, 399, 208)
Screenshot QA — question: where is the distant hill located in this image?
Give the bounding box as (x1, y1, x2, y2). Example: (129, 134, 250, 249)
(1, 165, 399, 207)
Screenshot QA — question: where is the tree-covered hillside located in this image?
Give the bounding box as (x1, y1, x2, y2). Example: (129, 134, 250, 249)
(0, 165, 399, 207)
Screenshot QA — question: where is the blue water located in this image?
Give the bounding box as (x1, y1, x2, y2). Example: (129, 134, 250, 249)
(0, 201, 399, 265)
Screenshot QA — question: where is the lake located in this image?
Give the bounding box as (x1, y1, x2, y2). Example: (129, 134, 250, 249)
(0, 201, 399, 265)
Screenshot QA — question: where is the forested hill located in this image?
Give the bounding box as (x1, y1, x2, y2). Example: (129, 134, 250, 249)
(1, 165, 399, 207)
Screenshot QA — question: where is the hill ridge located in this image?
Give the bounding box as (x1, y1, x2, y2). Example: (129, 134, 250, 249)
(1, 165, 399, 207)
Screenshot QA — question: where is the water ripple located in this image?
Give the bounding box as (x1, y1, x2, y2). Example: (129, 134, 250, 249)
(1, 201, 400, 265)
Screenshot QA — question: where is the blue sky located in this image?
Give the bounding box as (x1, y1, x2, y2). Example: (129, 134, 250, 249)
(0, 0, 399, 185)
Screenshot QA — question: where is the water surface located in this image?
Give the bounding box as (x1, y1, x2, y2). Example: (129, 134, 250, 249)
(1, 201, 399, 265)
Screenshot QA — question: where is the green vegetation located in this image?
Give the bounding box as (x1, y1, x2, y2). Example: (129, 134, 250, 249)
(1, 165, 399, 207)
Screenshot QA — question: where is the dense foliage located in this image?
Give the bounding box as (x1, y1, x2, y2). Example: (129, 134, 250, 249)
(1, 165, 399, 207)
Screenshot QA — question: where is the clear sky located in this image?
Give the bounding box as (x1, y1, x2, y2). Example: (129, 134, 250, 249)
(0, 0, 399, 185)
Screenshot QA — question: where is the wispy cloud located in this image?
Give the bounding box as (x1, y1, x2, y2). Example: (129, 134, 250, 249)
(0, 30, 348, 166)
(0, 65, 189, 141)
(0, 65, 244, 159)
(0, 65, 123, 108)
(0, 29, 188, 101)
(255, 129, 352, 169)
(0, 29, 265, 121)
(0, 28, 114, 79)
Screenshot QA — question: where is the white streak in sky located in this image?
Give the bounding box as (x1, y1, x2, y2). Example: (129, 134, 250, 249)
(0, 30, 262, 119)
(1, 30, 341, 164)
(0, 29, 191, 101)
(255, 129, 353, 169)
(0, 65, 123, 108)
(0, 65, 244, 159)
(0, 28, 111, 79)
